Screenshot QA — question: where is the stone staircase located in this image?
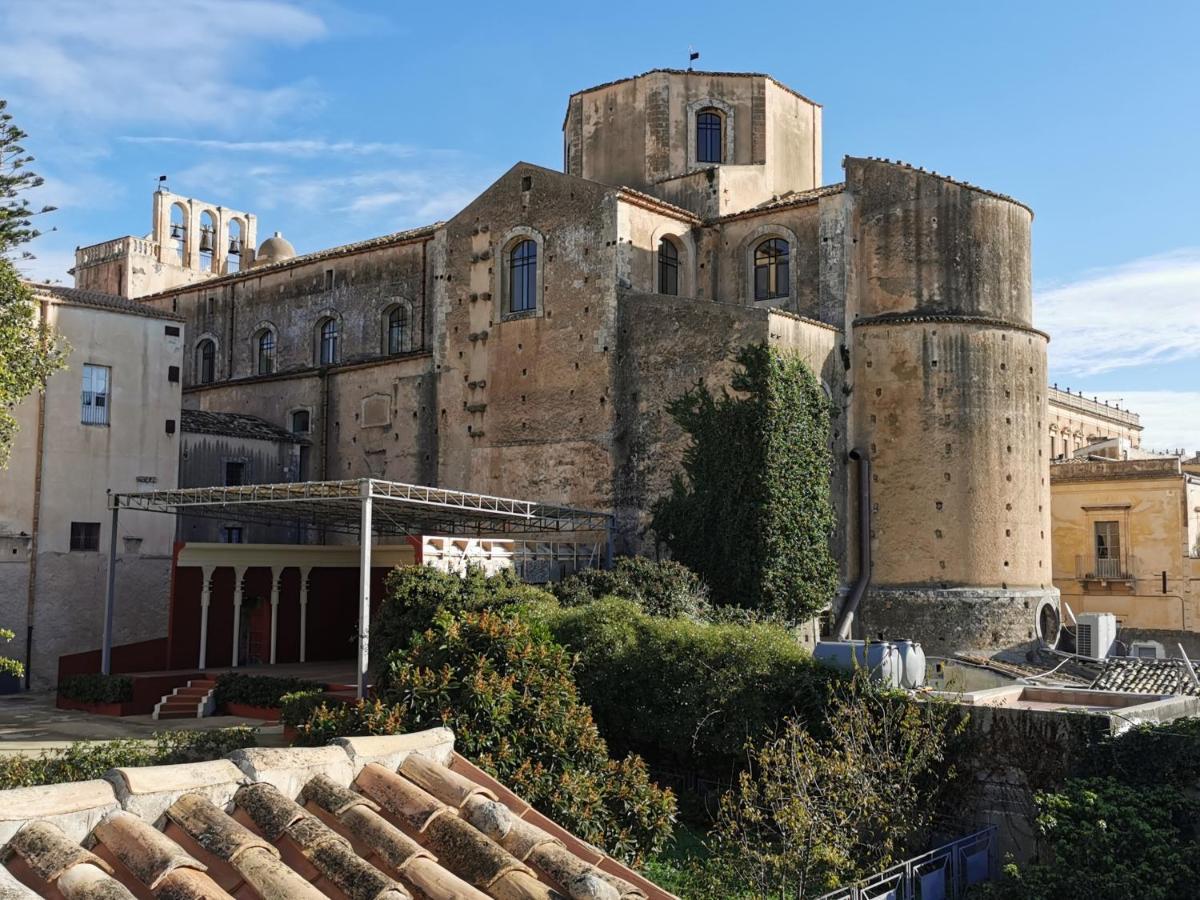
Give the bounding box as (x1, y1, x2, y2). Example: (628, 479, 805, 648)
(152, 677, 217, 720)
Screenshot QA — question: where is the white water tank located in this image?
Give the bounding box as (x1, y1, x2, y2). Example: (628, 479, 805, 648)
(813, 640, 903, 689)
(893, 640, 927, 689)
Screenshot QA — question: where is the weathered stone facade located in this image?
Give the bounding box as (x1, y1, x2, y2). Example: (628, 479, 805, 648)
(74, 68, 1061, 652)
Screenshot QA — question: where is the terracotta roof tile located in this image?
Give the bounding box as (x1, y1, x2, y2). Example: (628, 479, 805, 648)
(180, 409, 303, 445)
(0, 729, 676, 900)
(1091, 658, 1199, 696)
(26, 282, 185, 322)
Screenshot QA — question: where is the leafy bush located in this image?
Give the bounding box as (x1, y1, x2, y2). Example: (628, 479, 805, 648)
(538, 597, 842, 775)
(0, 627, 22, 679)
(976, 778, 1200, 900)
(0, 727, 258, 789)
(552, 556, 712, 621)
(279, 689, 329, 728)
(299, 608, 675, 864)
(58, 673, 133, 704)
(370, 565, 557, 672)
(651, 344, 838, 622)
(213, 673, 324, 709)
(701, 678, 962, 898)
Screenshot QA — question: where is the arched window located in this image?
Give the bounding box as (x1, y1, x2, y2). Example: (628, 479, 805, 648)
(196, 339, 215, 384)
(198, 210, 217, 273)
(318, 318, 338, 365)
(256, 329, 275, 375)
(753, 238, 790, 301)
(697, 110, 723, 164)
(658, 238, 679, 296)
(509, 239, 537, 313)
(386, 305, 408, 355)
(169, 203, 187, 265)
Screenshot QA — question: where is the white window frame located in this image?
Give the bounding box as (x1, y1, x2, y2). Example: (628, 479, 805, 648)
(81, 363, 111, 426)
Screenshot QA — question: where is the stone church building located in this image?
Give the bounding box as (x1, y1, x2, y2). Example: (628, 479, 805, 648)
(73, 69, 1061, 654)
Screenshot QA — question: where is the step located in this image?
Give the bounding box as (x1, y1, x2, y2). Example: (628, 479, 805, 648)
(152, 678, 217, 721)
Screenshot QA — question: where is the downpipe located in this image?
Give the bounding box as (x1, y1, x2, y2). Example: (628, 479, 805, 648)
(834, 448, 871, 641)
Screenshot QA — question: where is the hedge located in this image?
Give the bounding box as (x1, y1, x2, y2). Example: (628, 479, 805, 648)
(0, 727, 258, 789)
(213, 673, 324, 710)
(536, 597, 845, 775)
(57, 673, 133, 705)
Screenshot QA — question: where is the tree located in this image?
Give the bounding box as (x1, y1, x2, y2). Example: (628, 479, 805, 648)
(702, 677, 962, 898)
(0, 99, 55, 258)
(651, 344, 838, 622)
(0, 99, 65, 468)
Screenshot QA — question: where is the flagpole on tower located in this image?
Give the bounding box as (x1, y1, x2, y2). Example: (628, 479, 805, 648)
(688, 46, 700, 70)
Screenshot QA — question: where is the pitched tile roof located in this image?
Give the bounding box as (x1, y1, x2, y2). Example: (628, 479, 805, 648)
(0, 728, 675, 900)
(25, 283, 185, 322)
(1090, 658, 1200, 696)
(181, 409, 304, 444)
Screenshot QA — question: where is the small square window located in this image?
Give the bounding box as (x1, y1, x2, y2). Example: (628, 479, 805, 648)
(220, 526, 243, 544)
(168, 365, 180, 383)
(165, 325, 180, 337)
(225, 461, 245, 486)
(165, 418, 176, 434)
(291, 410, 311, 433)
(521, 175, 532, 191)
(70, 522, 100, 551)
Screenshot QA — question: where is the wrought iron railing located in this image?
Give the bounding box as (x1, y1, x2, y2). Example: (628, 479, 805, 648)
(817, 826, 997, 900)
(81, 393, 109, 425)
(1076, 553, 1132, 581)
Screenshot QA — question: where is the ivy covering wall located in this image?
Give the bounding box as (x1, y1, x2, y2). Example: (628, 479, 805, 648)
(651, 344, 838, 622)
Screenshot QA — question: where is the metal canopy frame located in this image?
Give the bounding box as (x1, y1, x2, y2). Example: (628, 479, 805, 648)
(103, 478, 613, 698)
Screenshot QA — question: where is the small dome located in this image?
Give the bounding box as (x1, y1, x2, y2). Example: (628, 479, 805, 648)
(254, 231, 295, 266)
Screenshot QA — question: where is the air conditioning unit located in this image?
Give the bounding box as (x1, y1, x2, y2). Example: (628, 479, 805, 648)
(1076, 612, 1117, 660)
(1130, 640, 1165, 660)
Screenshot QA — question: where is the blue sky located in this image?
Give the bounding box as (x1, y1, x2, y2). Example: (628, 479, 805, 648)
(3, 1, 1197, 449)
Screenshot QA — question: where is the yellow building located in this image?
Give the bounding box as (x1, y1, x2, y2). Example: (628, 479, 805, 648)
(1051, 457, 1200, 653)
(1047, 387, 1141, 460)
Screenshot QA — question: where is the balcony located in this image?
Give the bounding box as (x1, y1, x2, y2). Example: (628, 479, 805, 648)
(1076, 553, 1133, 582)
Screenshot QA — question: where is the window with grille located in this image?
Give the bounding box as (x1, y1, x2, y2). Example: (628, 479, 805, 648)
(257, 330, 275, 374)
(1094, 520, 1121, 577)
(387, 305, 408, 355)
(319, 318, 338, 365)
(658, 238, 679, 295)
(70, 522, 100, 551)
(220, 526, 243, 544)
(196, 340, 215, 384)
(754, 238, 790, 300)
(81, 364, 110, 425)
(697, 110, 723, 163)
(508, 240, 537, 314)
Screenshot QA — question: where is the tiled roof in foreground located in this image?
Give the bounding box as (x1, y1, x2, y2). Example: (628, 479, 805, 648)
(0, 728, 673, 900)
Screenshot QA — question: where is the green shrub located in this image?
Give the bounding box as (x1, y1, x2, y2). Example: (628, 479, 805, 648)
(213, 673, 324, 709)
(976, 777, 1200, 900)
(0, 727, 258, 789)
(279, 689, 329, 728)
(370, 565, 558, 671)
(538, 597, 842, 774)
(552, 556, 712, 621)
(651, 344, 838, 622)
(301, 608, 675, 864)
(57, 673, 133, 704)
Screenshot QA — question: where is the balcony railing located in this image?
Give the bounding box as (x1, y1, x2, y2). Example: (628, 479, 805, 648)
(817, 826, 997, 900)
(81, 394, 109, 426)
(1076, 553, 1133, 581)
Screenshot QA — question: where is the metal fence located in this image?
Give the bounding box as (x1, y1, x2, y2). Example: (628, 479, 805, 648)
(1075, 553, 1132, 581)
(817, 826, 997, 900)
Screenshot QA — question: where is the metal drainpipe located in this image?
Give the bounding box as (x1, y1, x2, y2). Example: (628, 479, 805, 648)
(834, 448, 871, 641)
(23, 297, 50, 689)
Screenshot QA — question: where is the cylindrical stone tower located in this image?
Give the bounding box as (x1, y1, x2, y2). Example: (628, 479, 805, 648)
(844, 157, 1058, 655)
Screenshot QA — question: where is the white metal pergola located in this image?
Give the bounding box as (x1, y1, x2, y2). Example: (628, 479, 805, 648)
(104, 478, 613, 698)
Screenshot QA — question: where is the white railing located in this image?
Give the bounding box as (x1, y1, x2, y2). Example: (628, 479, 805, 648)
(75, 236, 160, 267)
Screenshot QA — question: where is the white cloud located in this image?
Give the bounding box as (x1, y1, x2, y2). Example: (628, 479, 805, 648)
(1092, 391, 1200, 455)
(0, 0, 326, 128)
(120, 137, 426, 159)
(1036, 249, 1200, 377)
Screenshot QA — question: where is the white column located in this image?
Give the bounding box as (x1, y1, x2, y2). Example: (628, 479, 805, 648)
(198, 565, 214, 669)
(298, 566, 312, 664)
(268, 567, 281, 665)
(357, 482, 373, 700)
(230, 565, 247, 668)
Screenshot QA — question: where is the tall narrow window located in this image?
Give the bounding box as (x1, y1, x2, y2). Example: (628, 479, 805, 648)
(387, 305, 407, 354)
(697, 110, 723, 163)
(509, 239, 537, 313)
(196, 339, 215, 384)
(81, 364, 111, 425)
(658, 238, 679, 295)
(319, 318, 338, 365)
(753, 238, 790, 301)
(1094, 521, 1121, 577)
(257, 329, 275, 375)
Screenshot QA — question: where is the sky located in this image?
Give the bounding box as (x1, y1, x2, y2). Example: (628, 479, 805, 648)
(2, 0, 1197, 451)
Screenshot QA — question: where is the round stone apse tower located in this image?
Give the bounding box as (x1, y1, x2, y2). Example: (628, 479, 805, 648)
(843, 157, 1059, 655)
